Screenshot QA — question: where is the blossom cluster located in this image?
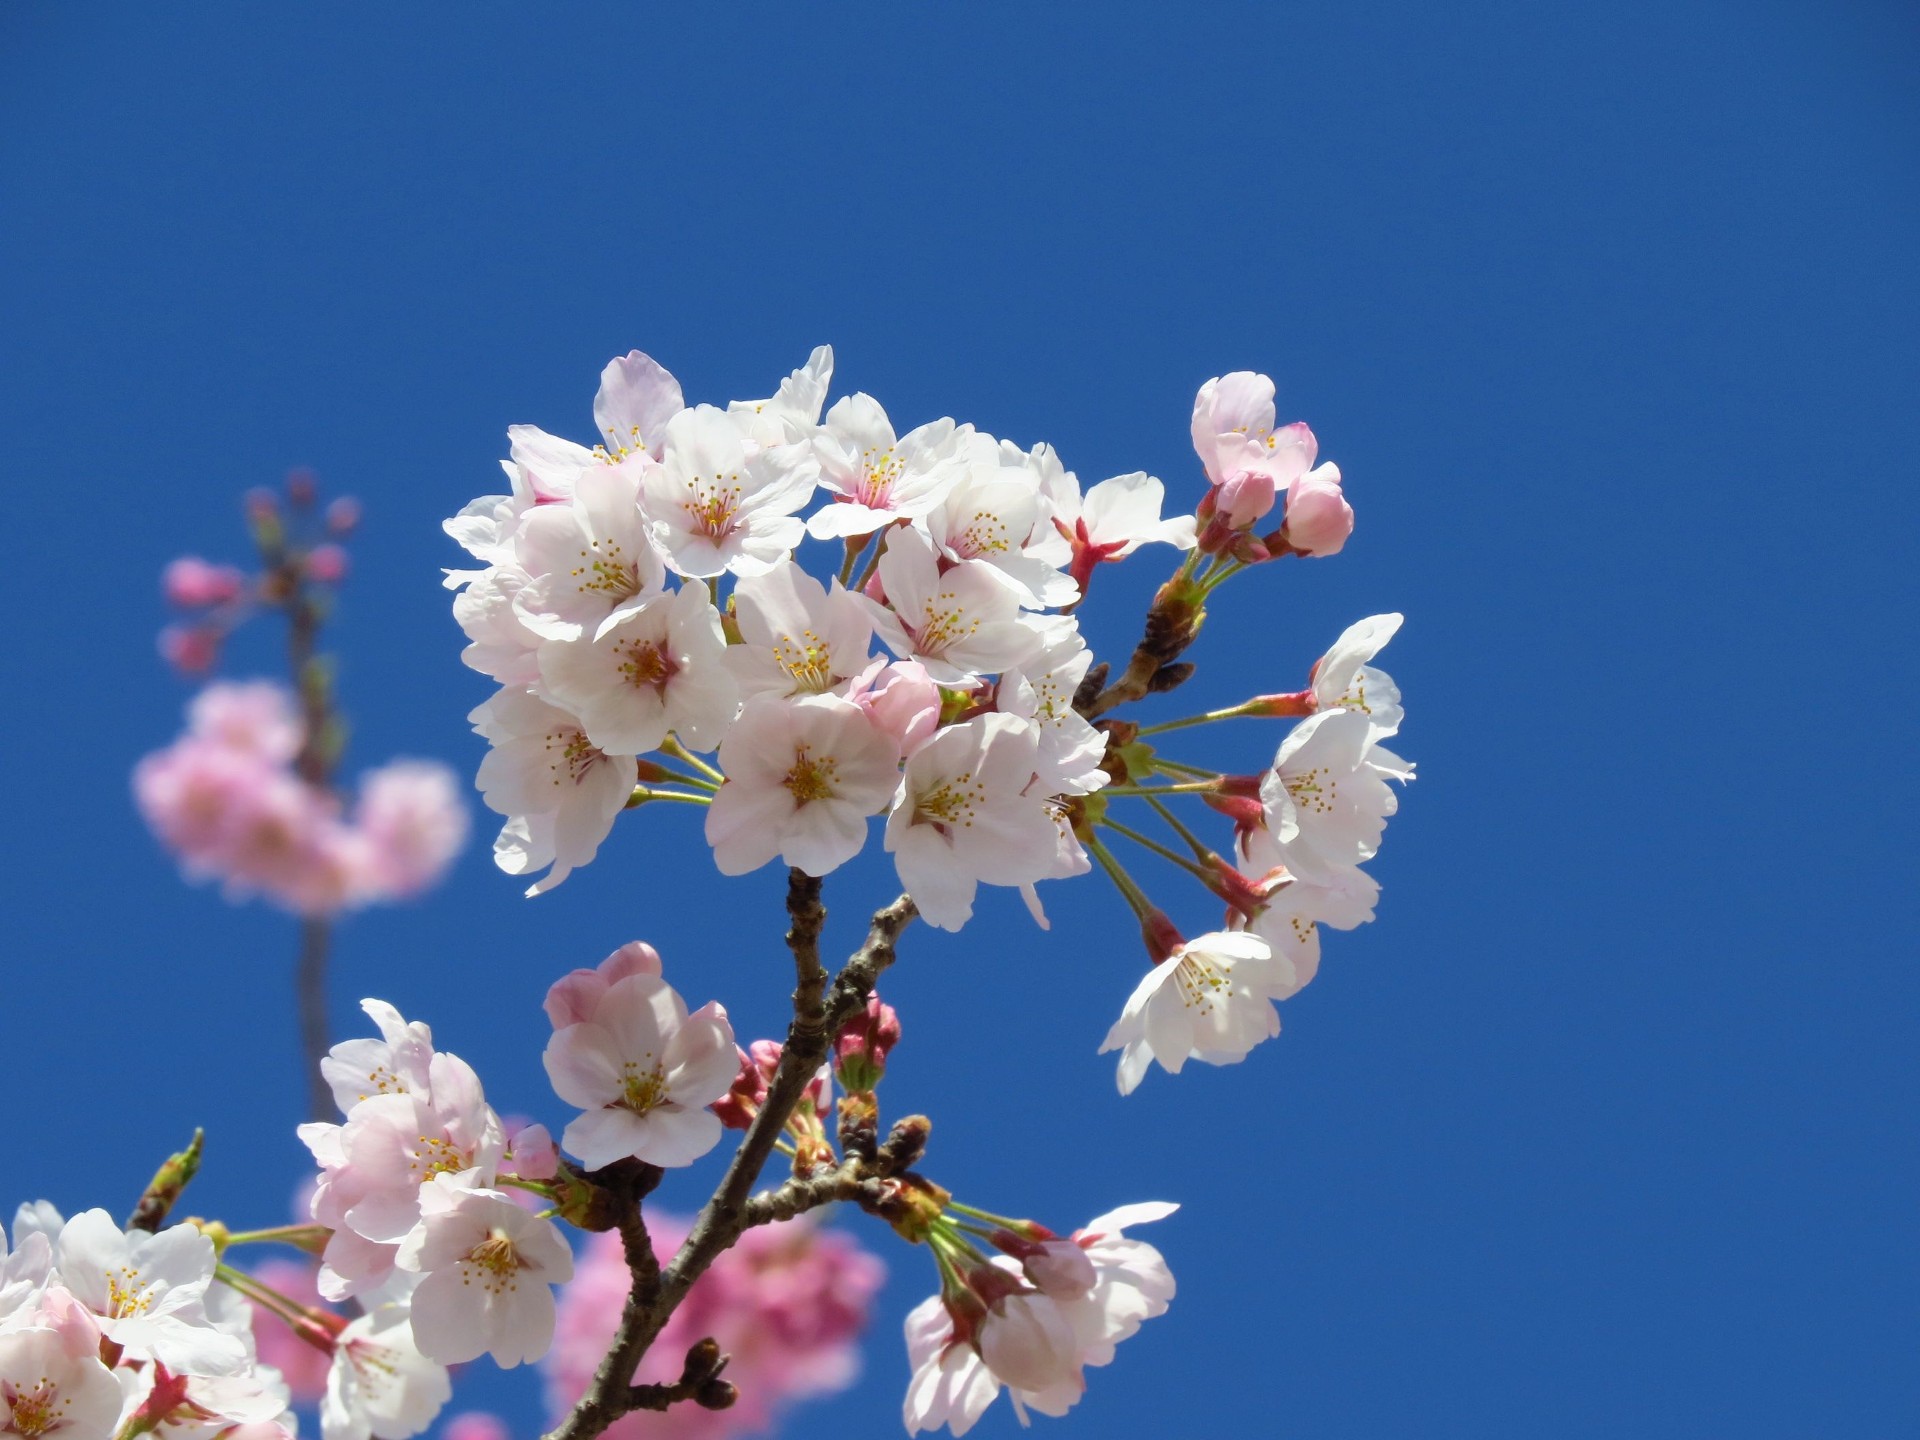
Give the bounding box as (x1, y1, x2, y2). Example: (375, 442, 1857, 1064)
(135, 681, 468, 917)
(443, 347, 1194, 927)
(1097, 609, 1414, 1092)
(0, 1200, 299, 1440)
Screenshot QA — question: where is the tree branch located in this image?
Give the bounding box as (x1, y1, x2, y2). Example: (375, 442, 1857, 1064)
(542, 892, 917, 1440)
(1079, 571, 1207, 721)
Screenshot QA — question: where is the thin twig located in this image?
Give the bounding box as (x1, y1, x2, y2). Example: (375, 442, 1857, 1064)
(542, 893, 917, 1440)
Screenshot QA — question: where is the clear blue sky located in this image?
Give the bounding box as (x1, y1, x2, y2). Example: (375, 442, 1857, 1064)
(3, 3, 1916, 1436)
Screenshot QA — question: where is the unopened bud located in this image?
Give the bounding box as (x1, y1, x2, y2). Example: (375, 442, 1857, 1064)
(162, 557, 245, 608)
(681, 1337, 725, 1383)
(1279, 464, 1353, 557)
(876, 1113, 932, 1174)
(158, 625, 221, 676)
(833, 994, 900, 1092)
(1243, 690, 1316, 718)
(325, 496, 362, 536)
(285, 469, 318, 508)
(305, 544, 349, 584)
(694, 1380, 738, 1411)
(710, 1046, 766, 1130)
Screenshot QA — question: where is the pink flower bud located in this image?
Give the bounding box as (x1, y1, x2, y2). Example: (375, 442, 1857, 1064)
(326, 496, 362, 536)
(244, 487, 280, 524)
(159, 624, 221, 675)
(505, 1121, 559, 1181)
(1215, 469, 1278, 529)
(286, 468, 318, 508)
(712, 1046, 770, 1130)
(833, 995, 901, 1091)
(305, 544, 349, 584)
(162, 556, 245, 608)
(1282, 463, 1353, 557)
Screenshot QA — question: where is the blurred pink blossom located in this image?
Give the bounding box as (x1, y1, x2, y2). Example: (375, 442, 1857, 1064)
(352, 761, 471, 899)
(545, 1215, 882, 1439)
(163, 556, 247, 608)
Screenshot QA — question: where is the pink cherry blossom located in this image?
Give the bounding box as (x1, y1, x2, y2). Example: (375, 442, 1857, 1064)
(351, 761, 469, 899)
(543, 942, 663, 1030)
(543, 972, 738, 1169)
(397, 1179, 573, 1369)
(163, 556, 247, 608)
(546, 1216, 881, 1440)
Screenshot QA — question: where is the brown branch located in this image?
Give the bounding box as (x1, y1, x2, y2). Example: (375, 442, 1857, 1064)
(296, 919, 333, 1122)
(542, 892, 918, 1440)
(1080, 571, 1208, 720)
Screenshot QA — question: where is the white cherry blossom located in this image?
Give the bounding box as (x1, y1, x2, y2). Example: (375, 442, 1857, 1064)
(51, 1211, 244, 1375)
(1259, 707, 1412, 883)
(0, 1309, 123, 1440)
(537, 584, 736, 756)
(470, 689, 638, 896)
(319, 999, 435, 1116)
(320, 1303, 451, 1440)
(1036, 449, 1195, 594)
(450, 562, 543, 687)
(502, 350, 685, 504)
(641, 405, 816, 578)
(1235, 825, 1380, 994)
(705, 694, 900, 877)
(1098, 930, 1298, 1093)
(513, 466, 665, 642)
(397, 1180, 573, 1370)
(1310, 612, 1404, 740)
(726, 345, 833, 449)
(544, 973, 738, 1169)
(902, 1298, 998, 1438)
(885, 714, 1062, 932)
(996, 618, 1107, 796)
(861, 527, 1042, 687)
(807, 395, 970, 540)
(1190, 371, 1317, 492)
(918, 437, 1076, 609)
(727, 559, 874, 700)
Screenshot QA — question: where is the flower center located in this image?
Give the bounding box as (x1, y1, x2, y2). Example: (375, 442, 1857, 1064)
(957, 508, 1012, 557)
(620, 1061, 667, 1114)
(783, 747, 840, 804)
(1283, 766, 1336, 817)
(914, 769, 983, 833)
(460, 1232, 528, 1298)
(568, 538, 642, 601)
(4, 1381, 65, 1438)
(914, 591, 982, 657)
(409, 1134, 468, 1183)
(594, 426, 647, 463)
(772, 629, 836, 692)
(545, 729, 607, 787)
(105, 1265, 153, 1319)
(617, 640, 677, 692)
(1172, 951, 1234, 1013)
(854, 449, 904, 508)
(684, 477, 743, 540)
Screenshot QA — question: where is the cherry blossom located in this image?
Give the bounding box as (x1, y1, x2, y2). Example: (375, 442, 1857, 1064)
(848, 660, 942, 756)
(727, 559, 874, 700)
(640, 406, 816, 578)
(861, 527, 1042, 687)
(0, 1311, 126, 1440)
(705, 694, 901, 877)
(512, 467, 665, 643)
(319, 999, 435, 1116)
(1098, 930, 1297, 1093)
(1035, 452, 1195, 595)
(450, 562, 543, 686)
(543, 971, 738, 1169)
(919, 437, 1076, 609)
(398, 1180, 573, 1370)
(351, 762, 469, 900)
(542, 942, 662, 1030)
(51, 1210, 245, 1375)
(504, 351, 685, 504)
(546, 1214, 881, 1440)
(1258, 707, 1413, 884)
(537, 583, 737, 756)
(320, 1303, 451, 1440)
(884, 713, 1062, 931)
(807, 395, 970, 540)
(995, 618, 1108, 796)
(1309, 612, 1403, 741)
(726, 345, 834, 450)
(470, 688, 637, 896)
